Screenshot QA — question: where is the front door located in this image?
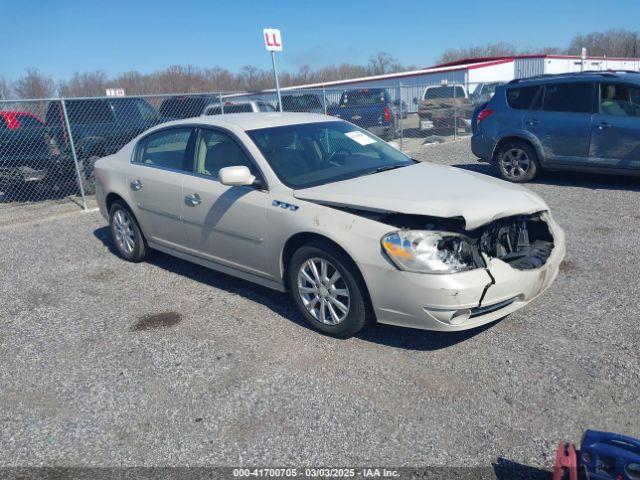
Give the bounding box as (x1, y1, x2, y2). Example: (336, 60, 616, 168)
(588, 82, 640, 169)
(180, 128, 271, 279)
(127, 127, 194, 250)
(523, 82, 594, 165)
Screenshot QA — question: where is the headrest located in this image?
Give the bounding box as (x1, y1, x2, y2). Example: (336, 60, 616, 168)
(604, 85, 616, 100)
(269, 131, 296, 150)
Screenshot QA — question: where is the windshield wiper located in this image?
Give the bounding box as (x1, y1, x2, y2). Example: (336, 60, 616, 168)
(365, 164, 410, 176)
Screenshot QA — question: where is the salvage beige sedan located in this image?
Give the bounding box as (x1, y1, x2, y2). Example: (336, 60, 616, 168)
(95, 113, 565, 337)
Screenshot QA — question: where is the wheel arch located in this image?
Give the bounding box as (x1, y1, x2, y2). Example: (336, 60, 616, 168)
(491, 134, 545, 166)
(280, 231, 375, 320)
(105, 192, 134, 216)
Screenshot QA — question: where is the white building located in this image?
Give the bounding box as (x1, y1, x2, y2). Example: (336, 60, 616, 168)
(236, 54, 640, 112)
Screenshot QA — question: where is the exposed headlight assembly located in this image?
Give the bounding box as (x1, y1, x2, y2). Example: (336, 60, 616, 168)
(381, 230, 479, 274)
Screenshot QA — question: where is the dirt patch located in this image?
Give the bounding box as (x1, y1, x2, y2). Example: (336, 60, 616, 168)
(87, 270, 116, 282)
(131, 311, 182, 331)
(594, 226, 612, 235)
(560, 260, 579, 274)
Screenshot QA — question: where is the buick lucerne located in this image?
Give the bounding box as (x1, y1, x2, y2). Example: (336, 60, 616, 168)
(95, 113, 565, 337)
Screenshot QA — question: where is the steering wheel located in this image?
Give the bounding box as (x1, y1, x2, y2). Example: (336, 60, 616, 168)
(324, 148, 351, 167)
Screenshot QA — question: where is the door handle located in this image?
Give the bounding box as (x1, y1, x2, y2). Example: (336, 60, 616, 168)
(597, 122, 612, 131)
(185, 193, 202, 206)
(130, 179, 143, 191)
(526, 119, 539, 127)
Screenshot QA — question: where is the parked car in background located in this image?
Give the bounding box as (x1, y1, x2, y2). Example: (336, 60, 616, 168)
(203, 100, 276, 115)
(95, 112, 564, 338)
(471, 82, 502, 105)
(0, 111, 52, 192)
(418, 84, 473, 132)
(472, 71, 640, 182)
(392, 99, 409, 119)
(45, 97, 160, 192)
(327, 88, 397, 139)
(279, 94, 325, 113)
(158, 95, 219, 120)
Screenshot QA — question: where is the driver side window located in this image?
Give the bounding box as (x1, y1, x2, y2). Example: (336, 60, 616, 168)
(193, 129, 256, 180)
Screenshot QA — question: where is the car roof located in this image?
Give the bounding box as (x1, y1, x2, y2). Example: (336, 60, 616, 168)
(507, 71, 640, 87)
(157, 112, 341, 131)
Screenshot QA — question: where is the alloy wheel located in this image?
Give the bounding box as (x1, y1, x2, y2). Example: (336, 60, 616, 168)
(113, 209, 135, 254)
(501, 148, 531, 178)
(297, 257, 350, 325)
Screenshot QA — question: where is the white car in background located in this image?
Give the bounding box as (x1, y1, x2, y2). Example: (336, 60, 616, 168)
(203, 100, 276, 116)
(94, 113, 565, 338)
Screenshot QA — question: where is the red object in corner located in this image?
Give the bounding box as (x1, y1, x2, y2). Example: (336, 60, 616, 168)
(553, 442, 578, 480)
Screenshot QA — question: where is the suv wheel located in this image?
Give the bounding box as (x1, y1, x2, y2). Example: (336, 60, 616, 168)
(78, 156, 99, 195)
(496, 140, 539, 183)
(109, 201, 149, 262)
(288, 241, 368, 338)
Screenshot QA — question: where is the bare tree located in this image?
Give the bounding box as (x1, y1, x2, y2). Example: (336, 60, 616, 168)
(0, 76, 10, 100)
(59, 71, 109, 97)
(13, 68, 57, 99)
(435, 42, 519, 65)
(368, 52, 402, 75)
(567, 29, 640, 57)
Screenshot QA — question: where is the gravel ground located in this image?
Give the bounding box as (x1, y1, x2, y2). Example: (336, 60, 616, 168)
(0, 138, 639, 474)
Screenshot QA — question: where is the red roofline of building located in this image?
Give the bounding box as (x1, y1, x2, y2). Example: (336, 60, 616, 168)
(432, 53, 640, 68)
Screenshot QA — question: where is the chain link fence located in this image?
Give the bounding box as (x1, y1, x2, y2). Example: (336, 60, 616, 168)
(0, 81, 506, 211)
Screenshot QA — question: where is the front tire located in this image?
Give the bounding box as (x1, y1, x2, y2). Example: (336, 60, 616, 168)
(288, 241, 368, 338)
(496, 140, 539, 183)
(109, 201, 149, 262)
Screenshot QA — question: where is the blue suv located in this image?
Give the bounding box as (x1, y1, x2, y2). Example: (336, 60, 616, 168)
(471, 71, 640, 182)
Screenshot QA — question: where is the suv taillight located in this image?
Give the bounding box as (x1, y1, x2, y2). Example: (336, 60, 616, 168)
(477, 108, 494, 125)
(383, 107, 391, 122)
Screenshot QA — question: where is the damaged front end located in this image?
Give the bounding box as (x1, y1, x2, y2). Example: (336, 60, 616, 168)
(333, 206, 555, 272)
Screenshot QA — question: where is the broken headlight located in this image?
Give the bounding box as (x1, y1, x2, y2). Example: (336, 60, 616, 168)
(381, 230, 478, 274)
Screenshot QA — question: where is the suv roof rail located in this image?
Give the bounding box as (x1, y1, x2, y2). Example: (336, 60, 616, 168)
(508, 69, 640, 85)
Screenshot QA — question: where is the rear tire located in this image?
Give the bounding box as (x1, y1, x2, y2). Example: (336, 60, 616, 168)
(109, 201, 149, 262)
(288, 241, 368, 338)
(78, 155, 99, 195)
(496, 140, 539, 183)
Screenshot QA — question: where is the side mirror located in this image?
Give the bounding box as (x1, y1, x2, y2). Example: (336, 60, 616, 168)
(219, 166, 256, 187)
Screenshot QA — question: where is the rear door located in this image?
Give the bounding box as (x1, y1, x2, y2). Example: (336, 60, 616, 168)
(588, 82, 640, 169)
(127, 127, 195, 250)
(180, 127, 271, 279)
(523, 82, 594, 165)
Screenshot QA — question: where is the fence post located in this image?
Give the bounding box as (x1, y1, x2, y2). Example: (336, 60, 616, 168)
(398, 80, 404, 150)
(322, 84, 327, 115)
(219, 92, 224, 114)
(453, 82, 458, 140)
(60, 98, 87, 210)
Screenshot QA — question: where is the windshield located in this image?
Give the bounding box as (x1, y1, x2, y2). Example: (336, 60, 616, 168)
(424, 86, 466, 99)
(247, 121, 414, 189)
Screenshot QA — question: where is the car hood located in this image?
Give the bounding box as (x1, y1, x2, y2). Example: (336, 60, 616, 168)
(293, 162, 548, 230)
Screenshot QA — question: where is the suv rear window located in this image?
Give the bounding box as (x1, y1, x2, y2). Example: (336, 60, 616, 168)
(159, 97, 209, 119)
(424, 86, 466, 99)
(66, 100, 114, 124)
(506, 86, 540, 110)
(543, 83, 593, 113)
(339, 90, 387, 107)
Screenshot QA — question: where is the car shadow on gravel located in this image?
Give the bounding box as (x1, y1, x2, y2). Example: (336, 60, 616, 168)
(94, 226, 497, 350)
(452, 162, 640, 191)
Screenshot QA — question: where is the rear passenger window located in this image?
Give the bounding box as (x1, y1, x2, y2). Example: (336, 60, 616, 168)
(135, 128, 192, 170)
(506, 86, 540, 110)
(543, 83, 593, 113)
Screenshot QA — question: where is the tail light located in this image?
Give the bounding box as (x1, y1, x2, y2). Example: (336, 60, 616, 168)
(383, 106, 391, 122)
(477, 108, 494, 125)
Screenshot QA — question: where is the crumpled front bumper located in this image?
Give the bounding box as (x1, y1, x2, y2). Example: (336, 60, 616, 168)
(365, 217, 566, 331)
